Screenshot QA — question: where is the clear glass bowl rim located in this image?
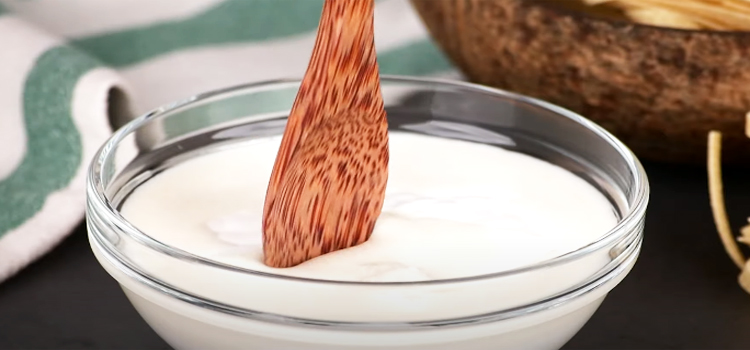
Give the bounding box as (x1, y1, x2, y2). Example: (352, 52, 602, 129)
(87, 75, 650, 288)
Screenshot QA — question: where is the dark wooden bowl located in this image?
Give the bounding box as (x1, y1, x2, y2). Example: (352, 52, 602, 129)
(410, 0, 750, 164)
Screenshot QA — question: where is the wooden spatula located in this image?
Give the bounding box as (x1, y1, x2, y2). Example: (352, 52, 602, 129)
(262, 0, 389, 268)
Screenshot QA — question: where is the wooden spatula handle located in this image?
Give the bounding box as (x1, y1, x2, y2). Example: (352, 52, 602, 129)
(269, 0, 382, 183)
(262, 0, 389, 268)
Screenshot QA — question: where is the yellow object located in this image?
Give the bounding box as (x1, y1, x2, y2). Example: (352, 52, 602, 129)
(707, 113, 750, 294)
(581, 0, 750, 31)
(740, 261, 750, 293)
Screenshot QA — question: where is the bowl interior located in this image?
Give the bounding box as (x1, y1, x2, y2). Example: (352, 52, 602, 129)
(87, 77, 647, 324)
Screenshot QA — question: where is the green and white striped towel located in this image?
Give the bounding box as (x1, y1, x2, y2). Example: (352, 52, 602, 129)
(0, 0, 458, 282)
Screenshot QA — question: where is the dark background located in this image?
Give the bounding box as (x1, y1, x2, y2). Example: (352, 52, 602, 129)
(1, 160, 750, 349)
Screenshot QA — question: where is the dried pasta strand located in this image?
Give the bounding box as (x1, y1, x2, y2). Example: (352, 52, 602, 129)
(619, 1, 729, 30)
(626, 0, 750, 30)
(739, 220, 750, 244)
(707, 131, 746, 269)
(624, 7, 702, 30)
(580, 0, 750, 30)
(720, 0, 750, 12)
(739, 261, 750, 293)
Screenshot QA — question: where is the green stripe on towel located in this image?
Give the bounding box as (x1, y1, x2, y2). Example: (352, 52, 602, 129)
(73, 0, 325, 67)
(379, 39, 453, 76)
(0, 46, 100, 236)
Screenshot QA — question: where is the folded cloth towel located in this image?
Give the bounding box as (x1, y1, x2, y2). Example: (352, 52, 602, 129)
(0, 0, 457, 282)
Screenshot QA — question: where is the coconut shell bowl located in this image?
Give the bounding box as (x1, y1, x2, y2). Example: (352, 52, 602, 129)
(410, 0, 750, 164)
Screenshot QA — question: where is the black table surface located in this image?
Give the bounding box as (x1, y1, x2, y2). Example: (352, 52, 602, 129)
(2, 160, 750, 350)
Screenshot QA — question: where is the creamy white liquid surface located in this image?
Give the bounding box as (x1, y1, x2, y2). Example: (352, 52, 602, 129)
(121, 132, 618, 282)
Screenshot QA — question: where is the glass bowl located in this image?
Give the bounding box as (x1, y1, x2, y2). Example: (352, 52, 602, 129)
(86, 76, 649, 350)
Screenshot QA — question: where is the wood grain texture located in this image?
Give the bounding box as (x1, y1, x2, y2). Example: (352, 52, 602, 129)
(262, 0, 389, 268)
(411, 0, 750, 164)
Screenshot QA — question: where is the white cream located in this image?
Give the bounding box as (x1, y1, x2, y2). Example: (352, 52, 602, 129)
(121, 132, 617, 282)
(94, 131, 640, 350)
